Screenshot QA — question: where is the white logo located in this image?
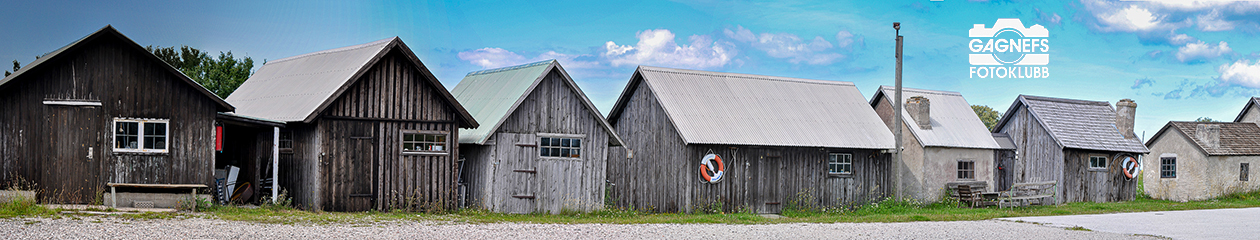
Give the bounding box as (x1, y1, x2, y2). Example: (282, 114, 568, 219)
(968, 19, 1049, 78)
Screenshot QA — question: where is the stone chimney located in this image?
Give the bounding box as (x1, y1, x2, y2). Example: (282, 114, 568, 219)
(1196, 124, 1221, 149)
(906, 96, 931, 130)
(1115, 99, 1137, 139)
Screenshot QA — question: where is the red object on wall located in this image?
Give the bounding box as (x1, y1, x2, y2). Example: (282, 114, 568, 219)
(215, 125, 224, 151)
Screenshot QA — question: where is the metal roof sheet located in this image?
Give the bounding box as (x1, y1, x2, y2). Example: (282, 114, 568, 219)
(1150, 122, 1260, 156)
(872, 86, 1002, 149)
(0, 25, 232, 111)
(225, 37, 477, 127)
(992, 133, 1017, 150)
(613, 66, 894, 149)
(449, 60, 623, 146)
(996, 95, 1149, 153)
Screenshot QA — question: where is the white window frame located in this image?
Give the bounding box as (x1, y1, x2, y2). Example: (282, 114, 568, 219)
(112, 118, 169, 153)
(538, 133, 584, 160)
(1089, 155, 1108, 170)
(400, 130, 449, 155)
(828, 153, 852, 175)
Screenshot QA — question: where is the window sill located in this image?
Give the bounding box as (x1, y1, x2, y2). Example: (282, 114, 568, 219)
(112, 151, 169, 155)
(828, 173, 852, 178)
(402, 152, 448, 156)
(1088, 168, 1107, 172)
(541, 156, 583, 161)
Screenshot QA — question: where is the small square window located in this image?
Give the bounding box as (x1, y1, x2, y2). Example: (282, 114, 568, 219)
(1161, 157, 1177, 178)
(828, 153, 852, 175)
(113, 119, 168, 153)
(1089, 156, 1107, 169)
(957, 161, 975, 180)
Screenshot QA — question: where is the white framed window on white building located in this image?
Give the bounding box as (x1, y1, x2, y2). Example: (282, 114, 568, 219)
(113, 118, 169, 153)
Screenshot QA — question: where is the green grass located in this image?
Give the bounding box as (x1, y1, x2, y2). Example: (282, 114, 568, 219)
(7, 190, 1260, 225)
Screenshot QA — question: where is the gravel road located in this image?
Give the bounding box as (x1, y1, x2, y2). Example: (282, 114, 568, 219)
(0, 216, 1161, 239)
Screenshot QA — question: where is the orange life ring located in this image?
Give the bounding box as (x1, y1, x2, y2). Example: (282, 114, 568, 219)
(1121, 156, 1140, 179)
(700, 153, 725, 183)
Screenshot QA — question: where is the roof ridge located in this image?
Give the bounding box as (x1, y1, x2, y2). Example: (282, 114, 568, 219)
(269, 37, 396, 64)
(466, 60, 554, 76)
(639, 65, 854, 86)
(1021, 94, 1110, 106)
(878, 85, 963, 96)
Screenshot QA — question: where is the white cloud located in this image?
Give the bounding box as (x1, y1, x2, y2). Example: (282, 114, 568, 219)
(1168, 33, 1197, 45)
(602, 29, 735, 69)
(723, 26, 848, 65)
(1176, 41, 1231, 62)
(1096, 5, 1167, 32)
(458, 48, 598, 69)
(1219, 60, 1260, 88)
(1196, 10, 1236, 31)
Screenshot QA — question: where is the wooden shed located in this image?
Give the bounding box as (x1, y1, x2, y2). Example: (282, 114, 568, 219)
(992, 95, 1149, 203)
(0, 26, 233, 203)
(451, 60, 623, 214)
(225, 37, 478, 211)
(605, 66, 896, 214)
(1144, 121, 1260, 201)
(869, 86, 1005, 201)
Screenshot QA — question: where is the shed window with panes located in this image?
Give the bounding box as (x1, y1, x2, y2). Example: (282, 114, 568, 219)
(540, 137, 581, 159)
(1161, 157, 1177, 178)
(828, 153, 852, 175)
(1089, 156, 1107, 170)
(1242, 163, 1249, 182)
(113, 119, 168, 153)
(401, 132, 447, 153)
(957, 161, 975, 180)
(278, 131, 293, 153)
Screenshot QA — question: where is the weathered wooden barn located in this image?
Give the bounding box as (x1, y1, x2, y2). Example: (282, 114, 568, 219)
(451, 60, 623, 214)
(992, 95, 1149, 203)
(0, 26, 232, 203)
(869, 86, 1004, 201)
(1144, 121, 1260, 201)
(605, 66, 896, 214)
(226, 37, 478, 211)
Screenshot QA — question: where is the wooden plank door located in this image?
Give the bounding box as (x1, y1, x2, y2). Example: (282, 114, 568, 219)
(328, 120, 376, 211)
(498, 133, 536, 214)
(994, 150, 1015, 191)
(756, 150, 782, 213)
(43, 105, 102, 203)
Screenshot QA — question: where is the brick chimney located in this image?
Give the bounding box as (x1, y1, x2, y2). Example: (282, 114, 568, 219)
(1115, 99, 1137, 139)
(1196, 124, 1221, 149)
(906, 96, 931, 130)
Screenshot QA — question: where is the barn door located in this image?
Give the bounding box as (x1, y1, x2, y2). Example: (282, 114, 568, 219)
(43, 105, 102, 203)
(994, 150, 1015, 191)
(756, 150, 782, 214)
(499, 133, 537, 214)
(329, 120, 376, 211)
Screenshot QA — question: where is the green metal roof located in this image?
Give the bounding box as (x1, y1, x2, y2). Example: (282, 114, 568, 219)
(451, 60, 622, 146)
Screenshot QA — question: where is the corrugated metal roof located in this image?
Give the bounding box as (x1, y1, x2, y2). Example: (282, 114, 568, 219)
(872, 86, 1002, 149)
(992, 133, 1017, 150)
(449, 60, 623, 146)
(611, 66, 894, 149)
(226, 38, 393, 122)
(225, 37, 477, 127)
(0, 25, 232, 111)
(1150, 122, 1260, 156)
(996, 95, 1149, 153)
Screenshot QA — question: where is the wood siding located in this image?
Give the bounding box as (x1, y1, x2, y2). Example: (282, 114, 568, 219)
(281, 49, 463, 211)
(461, 70, 612, 213)
(997, 105, 1136, 203)
(607, 77, 892, 213)
(0, 35, 220, 203)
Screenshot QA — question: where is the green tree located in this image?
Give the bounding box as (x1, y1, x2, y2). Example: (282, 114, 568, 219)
(4, 60, 18, 77)
(146, 45, 254, 98)
(972, 105, 1001, 130)
(1195, 117, 1219, 122)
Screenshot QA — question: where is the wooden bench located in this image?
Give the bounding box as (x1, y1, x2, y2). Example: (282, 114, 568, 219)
(946, 181, 996, 207)
(107, 183, 208, 211)
(1000, 181, 1057, 208)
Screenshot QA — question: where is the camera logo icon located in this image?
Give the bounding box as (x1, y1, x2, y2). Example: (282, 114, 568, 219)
(968, 19, 1049, 66)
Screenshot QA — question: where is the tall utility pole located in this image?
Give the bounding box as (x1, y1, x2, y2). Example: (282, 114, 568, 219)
(893, 22, 904, 200)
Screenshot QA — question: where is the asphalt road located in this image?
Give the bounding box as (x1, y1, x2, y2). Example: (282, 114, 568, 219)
(1003, 207, 1260, 240)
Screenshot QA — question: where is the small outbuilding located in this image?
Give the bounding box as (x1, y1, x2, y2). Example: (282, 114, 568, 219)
(226, 37, 478, 211)
(451, 60, 623, 214)
(869, 86, 1004, 201)
(1233, 97, 1260, 123)
(0, 26, 232, 203)
(1143, 121, 1260, 201)
(605, 66, 895, 214)
(992, 95, 1149, 203)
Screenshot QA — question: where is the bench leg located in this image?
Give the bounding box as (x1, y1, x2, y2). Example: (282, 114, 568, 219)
(111, 186, 116, 209)
(191, 188, 197, 212)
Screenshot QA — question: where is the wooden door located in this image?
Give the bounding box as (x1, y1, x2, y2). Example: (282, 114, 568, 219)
(994, 150, 1015, 191)
(756, 150, 783, 213)
(327, 120, 376, 211)
(43, 105, 102, 203)
(495, 133, 537, 214)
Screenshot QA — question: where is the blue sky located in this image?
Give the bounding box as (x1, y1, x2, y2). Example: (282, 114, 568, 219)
(4, 0, 1260, 140)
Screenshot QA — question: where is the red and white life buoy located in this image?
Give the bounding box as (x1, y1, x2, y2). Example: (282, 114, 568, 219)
(700, 153, 725, 183)
(1121, 156, 1140, 179)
